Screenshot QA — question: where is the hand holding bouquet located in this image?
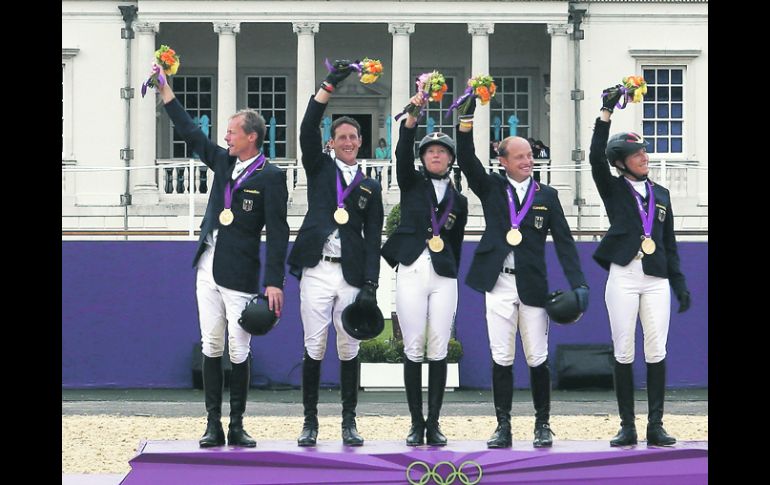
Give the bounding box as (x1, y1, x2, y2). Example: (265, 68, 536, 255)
(601, 75, 647, 112)
(323, 57, 384, 86)
(141, 45, 180, 98)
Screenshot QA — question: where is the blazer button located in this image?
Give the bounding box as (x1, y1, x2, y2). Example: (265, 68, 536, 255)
(427, 226, 432, 233)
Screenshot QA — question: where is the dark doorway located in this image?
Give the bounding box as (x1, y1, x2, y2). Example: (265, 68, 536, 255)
(332, 113, 372, 159)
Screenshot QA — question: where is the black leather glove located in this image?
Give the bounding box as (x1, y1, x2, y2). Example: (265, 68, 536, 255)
(325, 59, 356, 88)
(601, 84, 623, 113)
(676, 289, 691, 313)
(356, 281, 378, 308)
(573, 284, 590, 312)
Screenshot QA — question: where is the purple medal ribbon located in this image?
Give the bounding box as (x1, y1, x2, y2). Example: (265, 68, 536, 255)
(336, 167, 365, 209)
(624, 179, 655, 238)
(506, 180, 537, 229)
(428, 187, 455, 237)
(224, 153, 266, 210)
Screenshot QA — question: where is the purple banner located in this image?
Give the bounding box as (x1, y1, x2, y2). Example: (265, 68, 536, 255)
(62, 241, 708, 389)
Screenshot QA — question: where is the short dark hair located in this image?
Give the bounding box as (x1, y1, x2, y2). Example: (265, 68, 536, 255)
(331, 116, 361, 139)
(232, 109, 267, 150)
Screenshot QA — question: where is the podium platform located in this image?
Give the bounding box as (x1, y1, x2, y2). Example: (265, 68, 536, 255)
(121, 440, 708, 484)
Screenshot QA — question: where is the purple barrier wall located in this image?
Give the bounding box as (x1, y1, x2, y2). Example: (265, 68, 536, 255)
(62, 241, 707, 389)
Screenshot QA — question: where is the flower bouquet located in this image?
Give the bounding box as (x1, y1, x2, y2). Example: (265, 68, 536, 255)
(394, 70, 448, 121)
(445, 74, 497, 118)
(602, 75, 648, 110)
(141, 45, 180, 98)
(324, 57, 384, 84)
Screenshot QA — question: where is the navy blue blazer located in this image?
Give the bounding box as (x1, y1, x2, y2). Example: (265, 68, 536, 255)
(589, 118, 687, 295)
(381, 121, 468, 278)
(456, 128, 587, 307)
(287, 96, 384, 287)
(165, 98, 289, 293)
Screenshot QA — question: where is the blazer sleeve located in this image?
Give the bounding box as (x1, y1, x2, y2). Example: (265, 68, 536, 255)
(663, 201, 688, 295)
(549, 189, 588, 289)
(396, 121, 421, 190)
(262, 168, 290, 289)
(589, 117, 615, 202)
(299, 95, 327, 177)
(456, 127, 493, 196)
(164, 98, 226, 170)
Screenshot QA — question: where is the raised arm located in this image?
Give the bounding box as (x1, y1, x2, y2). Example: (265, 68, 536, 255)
(159, 74, 224, 170)
(395, 94, 425, 190)
(589, 88, 623, 201)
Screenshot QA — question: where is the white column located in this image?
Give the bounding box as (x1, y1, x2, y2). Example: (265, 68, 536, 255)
(387, 22, 414, 203)
(547, 23, 574, 197)
(131, 21, 160, 205)
(213, 22, 240, 145)
(468, 23, 494, 166)
(293, 22, 319, 163)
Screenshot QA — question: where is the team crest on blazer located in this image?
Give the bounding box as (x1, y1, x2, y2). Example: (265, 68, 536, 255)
(243, 199, 253, 212)
(444, 213, 457, 230)
(358, 194, 369, 209)
(535, 215, 544, 229)
(657, 208, 666, 222)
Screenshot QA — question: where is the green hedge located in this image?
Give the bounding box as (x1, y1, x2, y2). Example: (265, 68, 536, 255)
(359, 338, 463, 363)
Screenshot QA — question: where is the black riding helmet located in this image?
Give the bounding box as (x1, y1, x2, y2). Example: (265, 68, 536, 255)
(418, 132, 456, 180)
(605, 131, 649, 181)
(238, 294, 280, 336)
(545, 289, 584, 325)
(341, 299, 385, 341)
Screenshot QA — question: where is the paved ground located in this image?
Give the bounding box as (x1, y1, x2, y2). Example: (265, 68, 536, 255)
(62, 388, 708, 417)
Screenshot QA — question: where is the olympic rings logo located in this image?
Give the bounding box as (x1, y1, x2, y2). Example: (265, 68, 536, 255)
(406, 460, 483, 485)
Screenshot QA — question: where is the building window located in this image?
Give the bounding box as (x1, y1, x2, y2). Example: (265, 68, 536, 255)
(246, 76, 287, 158)
(489, 76, 531, 142)
(414, 77, 456, 154)
(170, 76, 214, 158)
(642, 67, 684, 154)
(62, 48, 79, 161)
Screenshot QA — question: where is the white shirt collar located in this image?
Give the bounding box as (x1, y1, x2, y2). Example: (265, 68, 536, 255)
(506, 175, 531, 193)
(335, 158, 359, 173)
(233, 153, 260, 179)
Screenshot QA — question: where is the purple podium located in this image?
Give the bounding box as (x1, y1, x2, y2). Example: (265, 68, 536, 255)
(121, 440, 707, 484)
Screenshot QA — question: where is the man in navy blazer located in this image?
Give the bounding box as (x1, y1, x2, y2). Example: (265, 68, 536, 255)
(289, 60, 384, 447)
(456, 99, 589, 449)
(159, 78, 289, 449)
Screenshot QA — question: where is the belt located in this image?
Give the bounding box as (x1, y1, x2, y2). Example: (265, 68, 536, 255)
(501, 267, 516, 275)
(322, 255, 342, 263)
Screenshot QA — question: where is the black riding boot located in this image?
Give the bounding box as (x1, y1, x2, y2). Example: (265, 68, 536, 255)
(487, 362, 513, 448)
(199, 355, 225, 447)
(341, 357, 364, 446)
(227, 358, 256, 447)
(530, 362, 554, 448)
(297, 351, 321, 446)
(646, 359, 676, 446)
(425, 359, 448, 446)
(610, 361, 638, 446)
(404, 357, 425, 446)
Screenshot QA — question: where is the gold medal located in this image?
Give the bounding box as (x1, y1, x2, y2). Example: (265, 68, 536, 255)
(428, 235, 445, 252)
(506, 228, 522, 246)
(219, 208, 234, 226)
(641, 237, 656, 255)
(334, 207, 349, 225)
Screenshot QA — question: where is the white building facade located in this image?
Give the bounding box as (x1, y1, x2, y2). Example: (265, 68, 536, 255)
(62, 0, 708, 235)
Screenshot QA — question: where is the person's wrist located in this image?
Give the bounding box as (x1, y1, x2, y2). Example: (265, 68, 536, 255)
(320, 81, 334, 93)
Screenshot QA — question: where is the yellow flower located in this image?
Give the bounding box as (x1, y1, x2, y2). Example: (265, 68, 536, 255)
(360, 73, 377, 84)
(165, 62, 179, 76)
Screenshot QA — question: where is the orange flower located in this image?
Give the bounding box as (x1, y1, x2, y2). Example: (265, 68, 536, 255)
(489, 82, 497, 95)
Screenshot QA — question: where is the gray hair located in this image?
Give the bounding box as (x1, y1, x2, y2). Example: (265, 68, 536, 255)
(231, 109, 267, 150)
